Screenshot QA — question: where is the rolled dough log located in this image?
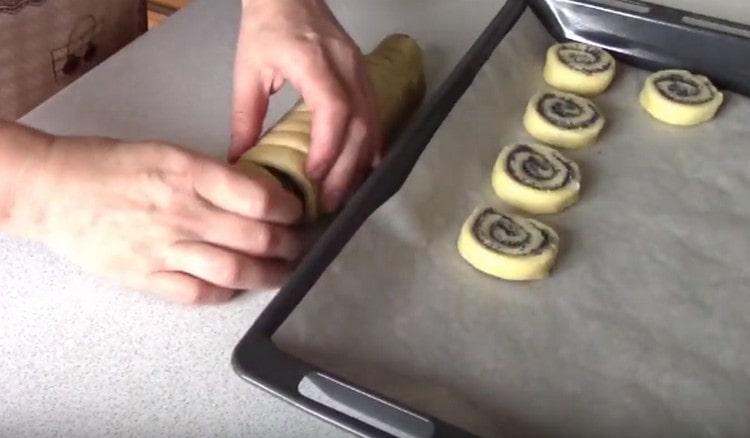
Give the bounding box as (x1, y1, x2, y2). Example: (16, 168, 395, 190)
(235, 34, 426, 221)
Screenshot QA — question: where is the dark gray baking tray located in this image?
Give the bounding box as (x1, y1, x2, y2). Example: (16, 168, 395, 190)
(233, 1, 750, 436)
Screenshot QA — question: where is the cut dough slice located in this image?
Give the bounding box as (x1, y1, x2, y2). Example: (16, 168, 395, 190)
(239, 144, 318, 222)
(544, 42, 616, 96)
(458, 207, 559, 281)
(492, 143, 581, 214)
(523, 91, 605, 149)
(639, 69, 724, 126)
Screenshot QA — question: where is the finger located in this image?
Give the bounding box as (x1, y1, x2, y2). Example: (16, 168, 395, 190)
(230, 72, 269, 163)
(165, 241, 291, 290)
(230, 29, 271, 163)
(146, 271, 236, 305)
(200, 208, 302, 261)
(192, 161, 303, 224)
(355, 62, 384, 163)
(320, 122, 371, 213)
(319, 52, 380, 212)
(281, 47, 351, 182)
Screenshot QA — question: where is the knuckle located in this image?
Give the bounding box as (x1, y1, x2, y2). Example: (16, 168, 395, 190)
(298, 31, 323, 45)
(325, 97, 351, 121)
(295, 43, 325, 68)
(349, 117, 370, 142)
(253, 225, 279, 254)
(144, 142, 192, 167)
(231, 110, 247, 126)
(214, 256, 243, 286)
(169, 154, 195, 174)
(142, 170, 179, 205)
(338, 43, 362, 65)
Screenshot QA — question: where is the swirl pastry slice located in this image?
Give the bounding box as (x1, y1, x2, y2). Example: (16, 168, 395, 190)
(235, 34, 426, 222)
(523, 91, 605, 149)
(492, 143, 581, 214)
(639, 69, 724, 126)
(457, 208, 559, 281)
(544, 42, 616, 96)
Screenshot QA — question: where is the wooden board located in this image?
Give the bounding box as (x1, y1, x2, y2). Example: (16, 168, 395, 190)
(149, 0, 191, 11)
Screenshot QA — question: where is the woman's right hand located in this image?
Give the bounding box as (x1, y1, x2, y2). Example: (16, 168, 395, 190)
(2, 123, 303, 304)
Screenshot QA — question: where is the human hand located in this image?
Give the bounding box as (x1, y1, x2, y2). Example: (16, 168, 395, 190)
(230, 0, 381, 213)
(7, 127, 303, 304)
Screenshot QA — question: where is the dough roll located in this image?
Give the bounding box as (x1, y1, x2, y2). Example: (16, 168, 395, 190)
(457, 207, 559, 281)
(241, 143, 318, 221)
(639, 69, 723, 126)
(366, 34, 427, 140)
(235, 34, 426, 222)
(492, 143, 581, 214)
(523, 91, 605, 149)
(232, 160, 283, 187)
(543, 42, 616, 96)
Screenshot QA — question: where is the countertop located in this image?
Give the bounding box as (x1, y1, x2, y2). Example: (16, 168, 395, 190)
(2, 0, 748, 436)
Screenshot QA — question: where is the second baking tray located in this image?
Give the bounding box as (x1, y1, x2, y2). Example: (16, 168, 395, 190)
(235, 0, 750, 436)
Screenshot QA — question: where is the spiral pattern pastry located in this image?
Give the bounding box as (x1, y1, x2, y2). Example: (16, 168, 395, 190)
(457, 208, 559, 280)
(234, 34, 426, 222)
(639, 69, 724, 126)
(544, 42, 616, 96)
(523, 91, 605, 149)
(492, 143, 581, 214)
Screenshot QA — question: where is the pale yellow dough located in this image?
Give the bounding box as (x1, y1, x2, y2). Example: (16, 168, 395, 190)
(234, 34, 426, 222)
(239, 144, 318, 222)
(543, 42, 616, 96)
(523, 91, 605, 149)
(458, 208, 559, 281)
(639, 69, 723, 126)
(232, 160, 283, 187)
(492, 143, 580, 214)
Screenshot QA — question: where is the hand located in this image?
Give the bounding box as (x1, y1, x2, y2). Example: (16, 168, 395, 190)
(6, 125, 303, 304)
(230, 0, 381, 213)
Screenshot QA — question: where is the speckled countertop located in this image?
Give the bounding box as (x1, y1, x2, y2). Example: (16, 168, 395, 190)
(2, 0, 747, 436)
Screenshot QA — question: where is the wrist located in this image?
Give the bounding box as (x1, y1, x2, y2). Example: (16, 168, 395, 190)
(0, 122, 54, 238)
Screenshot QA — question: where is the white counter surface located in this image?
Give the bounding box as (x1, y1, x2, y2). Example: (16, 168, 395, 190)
(3, 0, 748, 436)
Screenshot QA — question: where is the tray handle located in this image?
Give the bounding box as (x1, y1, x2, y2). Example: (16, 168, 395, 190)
(232, 335, 477, 438)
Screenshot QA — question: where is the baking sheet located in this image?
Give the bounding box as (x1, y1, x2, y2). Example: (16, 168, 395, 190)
(273, 9, 750, 438)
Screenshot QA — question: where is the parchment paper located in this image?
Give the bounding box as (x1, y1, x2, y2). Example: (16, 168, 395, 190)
(274, 9, 750, 438)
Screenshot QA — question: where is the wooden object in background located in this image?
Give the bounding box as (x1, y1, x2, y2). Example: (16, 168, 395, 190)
(147, 0, 191, 29)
